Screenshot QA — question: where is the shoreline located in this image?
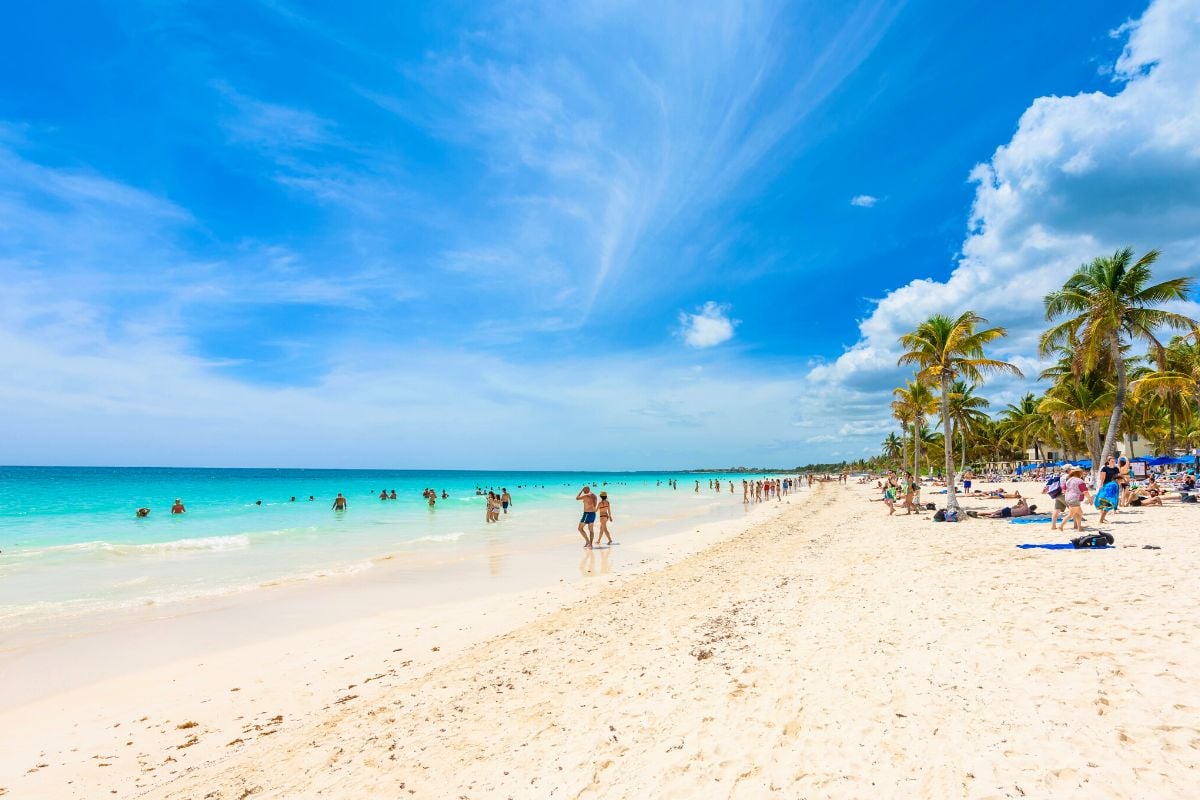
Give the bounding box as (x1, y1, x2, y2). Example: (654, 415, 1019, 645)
(7, 479, 1195, 799)
(0, 488, 800, 798)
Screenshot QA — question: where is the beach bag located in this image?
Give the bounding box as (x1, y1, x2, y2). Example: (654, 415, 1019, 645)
(932, 509, 946, 522)
(1071, 532, 1114, 548)
(925, 502, 936, 510)
(1044, 474, 1062, 499)
(1182, 492, 1197, 503)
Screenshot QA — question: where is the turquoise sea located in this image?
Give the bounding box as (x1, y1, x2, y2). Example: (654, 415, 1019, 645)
(0, 467, 776, 635)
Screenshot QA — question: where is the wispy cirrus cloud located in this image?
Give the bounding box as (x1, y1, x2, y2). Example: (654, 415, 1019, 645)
(360, 0, 902, 323)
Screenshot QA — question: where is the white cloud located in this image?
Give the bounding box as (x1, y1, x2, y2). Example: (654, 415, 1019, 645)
(807, 0, 1200, 448)
(850, 194, 878, 207)
(678, 301, 739, 348)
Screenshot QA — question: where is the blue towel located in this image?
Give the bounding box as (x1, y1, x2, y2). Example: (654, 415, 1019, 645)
(1008, 515, 1052, 524)
(1016, 543, 1112, 550)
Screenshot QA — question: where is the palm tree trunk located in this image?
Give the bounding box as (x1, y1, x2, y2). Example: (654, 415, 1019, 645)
(942, 373, 958, 512)
(959, 425, 966, 474)
(1168, 405, 1176, 455)
(912, 422, 921, 478)
(1099, 333, 1126, 480)
(901, 436, 908, 473)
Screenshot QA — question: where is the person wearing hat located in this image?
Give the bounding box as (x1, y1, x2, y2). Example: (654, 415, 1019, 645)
(595, 491, 614, 546)
(1042, 465, 1068, 529)
(1057, 467, 1089, 532)
(170, 498, 186, 514)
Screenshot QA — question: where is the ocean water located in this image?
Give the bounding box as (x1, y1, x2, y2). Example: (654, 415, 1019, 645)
(0, 467, 783, 635)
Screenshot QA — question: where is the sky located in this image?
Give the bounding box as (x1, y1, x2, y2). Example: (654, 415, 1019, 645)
(1, 0, 1198, 469)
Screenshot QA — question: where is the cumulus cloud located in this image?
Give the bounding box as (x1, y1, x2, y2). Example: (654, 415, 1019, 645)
(807, 0, 1200, 445)
(850, 194, 878, 207)
(678, 302, 739, 348)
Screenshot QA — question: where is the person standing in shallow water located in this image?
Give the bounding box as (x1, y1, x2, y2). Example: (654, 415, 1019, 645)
(501, 488, 512, 514)
(171, 498, 186, 514)
(576, 486, 598, 548)
(332, 493, 347, 511)
(595, 491, 614, 546)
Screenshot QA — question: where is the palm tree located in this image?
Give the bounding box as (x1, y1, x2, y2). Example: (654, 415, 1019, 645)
(1038, 376, 1113, 469)
(1132, 332, 1200, 452)
(899, 312, 1022, 512)
(1042, 248, 1195, 475)
(1000, 392, 1052, 461)
(893, 379, 938, 478)
(943, 379, 990, 472)
(881, 432, 903, 463)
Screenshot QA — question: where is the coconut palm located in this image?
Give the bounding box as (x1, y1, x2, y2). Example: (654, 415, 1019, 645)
(1132, 332, 1200, 451)
(1038, 376, 1114, 469)
(881, 432, 903, 463)
(898, 312, 1022, 512)
(999, 392, 1053, 461)
(1042, 248, 1196, 474)
(943, 380, 990, 472)
(893, 379, 938, 478)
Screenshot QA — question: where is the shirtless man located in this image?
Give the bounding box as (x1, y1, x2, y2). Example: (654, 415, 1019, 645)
(576, 486, 598, 548)
(332, 493, 347, 511)
(501, 488, 512, 514)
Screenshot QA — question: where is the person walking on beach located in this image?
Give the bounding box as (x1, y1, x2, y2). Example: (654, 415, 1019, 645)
(171, 498, 186, 514)
(1058, 468, 1089, 531)
(595, 491, 614, 546)
(501, 488, 512, 514)
(576, 486, 598, 548)
(332, 493, 347, 511)
(1043, 466, 1066, 529)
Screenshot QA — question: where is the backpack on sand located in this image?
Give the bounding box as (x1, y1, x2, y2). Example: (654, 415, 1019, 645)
(1071, 532, 1114, 548)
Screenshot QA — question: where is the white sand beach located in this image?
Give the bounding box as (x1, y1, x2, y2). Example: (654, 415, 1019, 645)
(2, 480, 1197, 799)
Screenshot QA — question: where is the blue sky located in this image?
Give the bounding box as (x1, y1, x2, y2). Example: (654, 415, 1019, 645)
(2, 0, 1197, 469)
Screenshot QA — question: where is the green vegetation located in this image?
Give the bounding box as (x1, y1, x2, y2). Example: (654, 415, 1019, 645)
(875, 248, 1198, 496)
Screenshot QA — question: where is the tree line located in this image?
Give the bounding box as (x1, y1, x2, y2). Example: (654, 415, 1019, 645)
(878, 248, 1196, 513)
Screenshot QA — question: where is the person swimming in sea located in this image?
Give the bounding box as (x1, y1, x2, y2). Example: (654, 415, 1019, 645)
(136, 507, 151, 518)
(171, 498, 186, 514)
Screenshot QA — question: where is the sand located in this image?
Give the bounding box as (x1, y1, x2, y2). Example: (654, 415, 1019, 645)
(3, 481, 1198, 799)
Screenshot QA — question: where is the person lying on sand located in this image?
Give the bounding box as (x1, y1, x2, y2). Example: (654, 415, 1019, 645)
(1128, 488, 1162, 507)
(971, 489, 1022, 499)
(967, 499, 1038, 519)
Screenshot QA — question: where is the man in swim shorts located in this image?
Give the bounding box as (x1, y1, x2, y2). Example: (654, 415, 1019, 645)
(501, 488, 512, 514)
(332, 493, 347, 511)
(576, 486, 598, 549)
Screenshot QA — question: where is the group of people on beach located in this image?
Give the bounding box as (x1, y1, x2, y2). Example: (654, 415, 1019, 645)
(575, 486, 613, 549)
(872, 454, 1197, 532)
(741, 477, 796, 503)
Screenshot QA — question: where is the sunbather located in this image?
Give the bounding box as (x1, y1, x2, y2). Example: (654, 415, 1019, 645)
(967, 499, 1037, 519)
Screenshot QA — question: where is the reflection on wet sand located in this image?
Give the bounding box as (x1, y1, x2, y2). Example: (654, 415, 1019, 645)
(578, 545, 611, 577)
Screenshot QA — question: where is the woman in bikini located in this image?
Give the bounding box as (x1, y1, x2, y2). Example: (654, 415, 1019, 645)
(595, 491, 614, 546)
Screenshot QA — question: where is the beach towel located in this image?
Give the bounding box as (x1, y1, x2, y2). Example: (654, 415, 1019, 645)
(1007, 515, 1052, 524)
(1016, 543, 1113, 550)
(1094, 480, 1120, 510)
